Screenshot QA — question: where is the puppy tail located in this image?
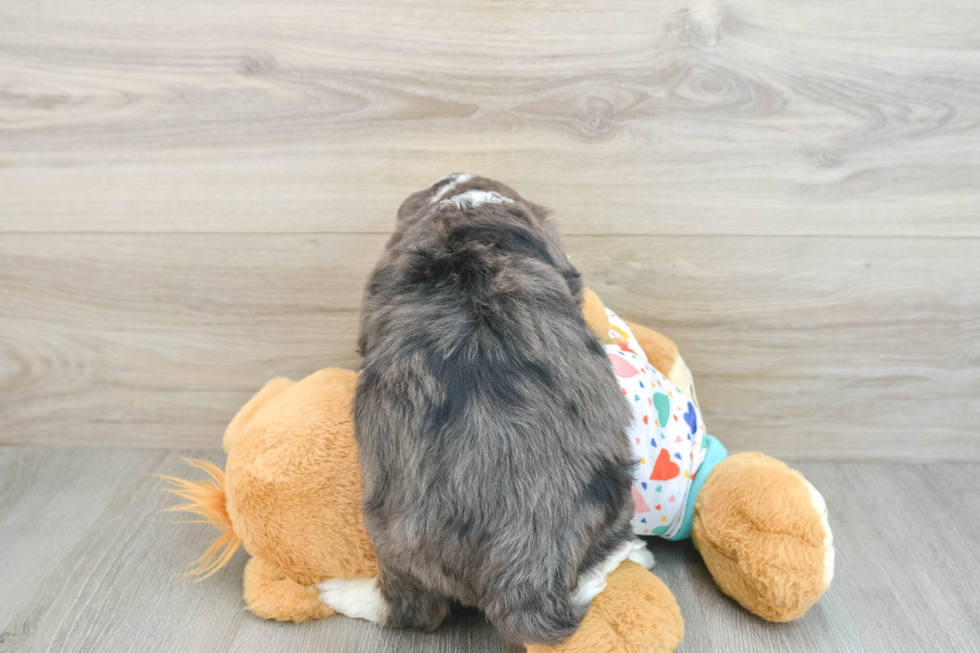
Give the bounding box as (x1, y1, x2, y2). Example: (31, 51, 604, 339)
(158, 458, 242, 581)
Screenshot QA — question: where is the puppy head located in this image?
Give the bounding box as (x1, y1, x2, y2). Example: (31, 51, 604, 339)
(391, 174, 579, 301)
(397, 173, 550, 225)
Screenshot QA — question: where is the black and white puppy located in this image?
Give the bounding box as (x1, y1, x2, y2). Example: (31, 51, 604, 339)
(319, 174, 651, 645)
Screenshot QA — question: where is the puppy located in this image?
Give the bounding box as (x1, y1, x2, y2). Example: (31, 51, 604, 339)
(319, 174, 646, 644)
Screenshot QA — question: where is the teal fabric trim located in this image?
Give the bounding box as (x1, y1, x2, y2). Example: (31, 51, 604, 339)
(665, 434, 728, 541)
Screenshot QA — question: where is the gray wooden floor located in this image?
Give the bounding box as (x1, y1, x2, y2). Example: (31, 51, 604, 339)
(1, 447, 978, 653)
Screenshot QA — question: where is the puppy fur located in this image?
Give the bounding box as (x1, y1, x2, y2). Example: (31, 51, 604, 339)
(350, 174, 635, 644)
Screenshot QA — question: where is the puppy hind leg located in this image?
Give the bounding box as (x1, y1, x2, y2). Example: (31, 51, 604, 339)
(486, 589, 585, 645)
(573, 538, 647, 608)
(379, 569, 450, 633)
(484, 528, 637, 644)
(485, 564, 587, 645)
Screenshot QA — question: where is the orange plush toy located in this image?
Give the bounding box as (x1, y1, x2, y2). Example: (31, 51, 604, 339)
(165, 292, 832, 653)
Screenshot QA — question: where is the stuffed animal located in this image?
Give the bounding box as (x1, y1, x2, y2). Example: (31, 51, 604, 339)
(580, 290, 834, 624)
(164, 291, 833, 652)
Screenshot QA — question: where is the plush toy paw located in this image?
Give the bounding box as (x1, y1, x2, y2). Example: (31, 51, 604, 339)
(243, 556, 335, 622)
(527, 561, 683, 653)
(691, 453, 834, 622)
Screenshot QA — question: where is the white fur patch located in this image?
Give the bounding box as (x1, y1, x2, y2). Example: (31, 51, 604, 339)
(628, 545, 655, 570)
(444, 190, 514, 209)
(572, 539, 647, 608)
(430, 173, 475, 203)
(317, 577, 384, 623)
(803, 479, 835, 588)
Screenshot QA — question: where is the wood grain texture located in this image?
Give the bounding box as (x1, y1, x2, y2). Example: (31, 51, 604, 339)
(2, 0, 980, 236)
(2, 0, 979, 457)
(588, 236, 980, 461)
(2, 234, 977, 459)
(0, 234, 374, 449)
(2, 447, 979, 652)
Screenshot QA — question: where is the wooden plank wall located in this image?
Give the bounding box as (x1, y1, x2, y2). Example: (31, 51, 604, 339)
(1, 0, 978, 460)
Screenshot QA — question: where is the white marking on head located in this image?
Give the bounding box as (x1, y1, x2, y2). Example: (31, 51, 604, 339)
(317, 577, 385, 623)
(430, 173, 475, 203)
(444, 190, 514, 209)
(572, 539, 648, 608)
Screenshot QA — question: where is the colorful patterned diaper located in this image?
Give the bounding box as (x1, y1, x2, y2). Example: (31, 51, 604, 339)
(603, 309, 727, 540)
